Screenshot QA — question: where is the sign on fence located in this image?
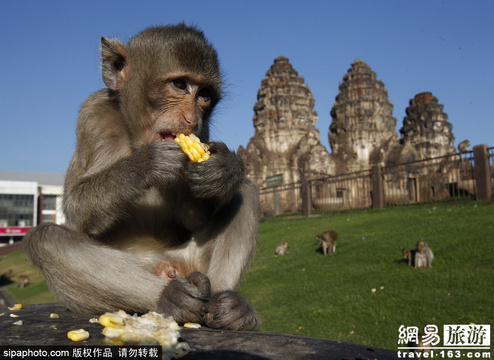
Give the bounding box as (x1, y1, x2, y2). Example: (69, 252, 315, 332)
(266, 174, 283, 186)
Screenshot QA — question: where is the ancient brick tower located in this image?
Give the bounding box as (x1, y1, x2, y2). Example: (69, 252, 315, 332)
(400, 92, 456, 159)
(329, 59, 398, 173)
(239, 56, 332, 189)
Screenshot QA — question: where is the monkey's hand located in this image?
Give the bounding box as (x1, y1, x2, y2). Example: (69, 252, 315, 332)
(185, 142, 244, 201)
(144, 140, 188, 187)
(204, 290, 261, 331)
(155, 272, 210, 325)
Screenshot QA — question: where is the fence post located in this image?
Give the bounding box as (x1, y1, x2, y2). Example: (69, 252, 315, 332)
(302, 179, 312, 217)
(371, 165, 385, 209)
(473, 145, 492, 201)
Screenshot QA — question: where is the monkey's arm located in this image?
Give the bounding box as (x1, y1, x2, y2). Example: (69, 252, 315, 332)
(63, 93, 187, 237)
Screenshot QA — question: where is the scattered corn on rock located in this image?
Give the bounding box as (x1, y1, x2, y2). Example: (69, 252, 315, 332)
(99, 310, 191, 359)
(12, 320, 23, 326)
(10, 314, 19, 318)
(67, 329, 90, 342)
(174, 134, 210, 162)
(183, 322, 201, 329)
(8, 304, 22, 311)
(50, 313, 59, 319)
(89, 318, 99, 323)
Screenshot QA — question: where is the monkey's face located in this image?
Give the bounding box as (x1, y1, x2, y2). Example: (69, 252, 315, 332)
(102, 25, 223, 147)
(147, 73, 219, 144)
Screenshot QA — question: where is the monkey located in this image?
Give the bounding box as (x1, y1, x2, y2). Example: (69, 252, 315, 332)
(24, 24, 261, 331)
(414, 251, 427, 268)
(458, 139, 470, 164)
(15, 275, 30, 288)
(315, 230, 338, 256)
(402, 248, 414, 266)
(275, 242, 289, 256)
(415, 241, 434, 268)
(458, 139, 470, 155)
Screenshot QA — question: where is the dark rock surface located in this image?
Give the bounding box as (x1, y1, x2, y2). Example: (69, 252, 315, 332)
(0, 303, 398, 359)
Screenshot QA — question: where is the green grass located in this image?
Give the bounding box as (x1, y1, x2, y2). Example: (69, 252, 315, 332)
(1, 249, 56, 305)
(238, 201, 494, 350)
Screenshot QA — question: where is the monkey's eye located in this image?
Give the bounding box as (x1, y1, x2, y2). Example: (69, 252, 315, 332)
(171, 79, 187, 91)
(198, 87, 212, 101)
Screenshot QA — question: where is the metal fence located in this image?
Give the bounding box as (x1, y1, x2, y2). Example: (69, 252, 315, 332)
(382, 151, 475, 205)
(258, 145, 493, 217)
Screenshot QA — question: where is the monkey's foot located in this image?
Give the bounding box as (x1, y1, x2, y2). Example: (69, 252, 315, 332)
(204, 290, 261, 331)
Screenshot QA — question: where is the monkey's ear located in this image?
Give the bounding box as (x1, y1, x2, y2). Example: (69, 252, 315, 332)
(101, 37, 129, 91)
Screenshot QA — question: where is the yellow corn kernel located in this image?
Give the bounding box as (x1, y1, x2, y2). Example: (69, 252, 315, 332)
(183, 322, 201, 329)
(99, 313, 124, 328)
(50, 313, 59, 319)
(8, 304, 22, 311)
(67, 329, 90, 342)
(174, 134, 211, 162)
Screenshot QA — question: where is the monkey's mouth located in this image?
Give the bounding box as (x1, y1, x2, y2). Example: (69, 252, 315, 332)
(157, 132, 176, 141)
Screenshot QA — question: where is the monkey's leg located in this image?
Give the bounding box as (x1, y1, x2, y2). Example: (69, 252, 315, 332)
(24, 224, 163, 315)
(197, 180, 261, 330)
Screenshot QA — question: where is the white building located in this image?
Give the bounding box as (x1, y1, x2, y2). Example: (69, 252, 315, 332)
(0, 171, 65, 244)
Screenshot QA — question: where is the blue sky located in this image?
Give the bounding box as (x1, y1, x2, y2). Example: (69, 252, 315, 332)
(1, 0, 492, 173)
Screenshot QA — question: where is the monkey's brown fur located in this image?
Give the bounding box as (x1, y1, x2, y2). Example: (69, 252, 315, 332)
(25, 24, 260, 331)
(415, 241, 434, 268)
(275, 242, 289, 256)
(316, 230, 338, 256)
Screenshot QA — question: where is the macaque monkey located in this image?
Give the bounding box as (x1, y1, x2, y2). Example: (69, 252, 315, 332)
(402, 248, 414, 266)
(458, 139, 470, 164)
(316, 230, 338, 256)
(15, 275, 30, 288)
(275, 242, 289, 256)
(25, 24, 260, 331)
(415, 241, 434, 268)
(458, 139, 470, 155)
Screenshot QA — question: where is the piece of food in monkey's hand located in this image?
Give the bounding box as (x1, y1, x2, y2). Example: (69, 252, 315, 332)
(174, 133, 211, 162)
(99, 310, 191, 358)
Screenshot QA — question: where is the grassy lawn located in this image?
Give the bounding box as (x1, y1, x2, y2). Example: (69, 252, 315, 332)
(239, 201, 494, 350)
(1, 249, 56, 305)
(2, 201, 492, 351)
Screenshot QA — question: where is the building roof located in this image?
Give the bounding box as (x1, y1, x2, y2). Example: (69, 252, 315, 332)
(0, 171, 65, 186)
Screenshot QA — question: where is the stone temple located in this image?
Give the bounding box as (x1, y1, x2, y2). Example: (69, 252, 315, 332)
(240, 57, 457, 191)
(400, 92, 456, 159)
(239, 56, 331, 188)
(328, 59, 398, 173)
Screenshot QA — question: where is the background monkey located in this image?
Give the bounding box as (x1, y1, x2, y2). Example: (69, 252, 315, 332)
(25, 24, 260, 331)
(415, 241, 434, 268)
(457, 139, 470, 155)
(15, 275, 30, 288)
(275, 242, 289, 256)
(316, 230, 338, 256)
(458, 139, 470, 164)
(402, 248, 414, 266)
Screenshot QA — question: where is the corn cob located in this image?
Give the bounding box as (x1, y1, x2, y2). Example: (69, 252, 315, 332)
(174, 133, 210, 162)
(99, 310, 191, 358)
